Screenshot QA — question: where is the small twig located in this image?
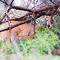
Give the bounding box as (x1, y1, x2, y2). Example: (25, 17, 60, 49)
(5, 13, 12, 43)
(32, 11, 36, 34)
(28, 18, 33, 36)
(50, 0, 55, 4)
(0, 0, 9, 5)
(42, 16, 47, 28)
(0, 13, 6, 24)
(51, 13, 55, 27)
(10, 0, 14, 6)
(53, 13, 58, 20)
(0, 6, 11, 24)
(4, 0, 10, 6)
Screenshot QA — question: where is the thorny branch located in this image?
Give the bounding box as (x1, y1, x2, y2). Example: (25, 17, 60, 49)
(0, 0, 60, 42)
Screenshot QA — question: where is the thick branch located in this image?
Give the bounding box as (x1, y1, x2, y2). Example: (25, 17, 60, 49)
(0, 18, 31, 32)
(12, 6, 33, 12)
(0, 0, 60, 32)
(12, 1, 60, 13)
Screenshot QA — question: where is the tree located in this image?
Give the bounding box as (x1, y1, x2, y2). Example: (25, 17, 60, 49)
(0, 0, 60, 33)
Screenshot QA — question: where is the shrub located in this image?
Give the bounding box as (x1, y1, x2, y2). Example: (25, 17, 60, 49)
(17, 28, 60, 55)
(0, 27, 60, 55)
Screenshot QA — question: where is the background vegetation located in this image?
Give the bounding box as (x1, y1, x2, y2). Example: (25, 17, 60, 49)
(0, 0, 60, 60)
(0, 15, 60, 60)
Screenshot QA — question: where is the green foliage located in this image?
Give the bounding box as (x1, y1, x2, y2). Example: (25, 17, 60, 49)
(56, 16, 60, 23)
(0, 39, 2, 49)
(0, 27, 59, 55)
(32, 29, 60, 54)
(52, 26, 60, 37)
(2, 42, 15, 55)
(17, 28, 60, 55)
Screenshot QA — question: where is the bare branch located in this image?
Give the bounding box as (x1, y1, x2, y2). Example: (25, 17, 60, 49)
(28, 18, 33, 36)
(6, 13, 12, 42)
(0, 0, 60, 32)
(10, 0, 14, 6)
(0, 18, 31, 32)
(49, 0, 55, 4)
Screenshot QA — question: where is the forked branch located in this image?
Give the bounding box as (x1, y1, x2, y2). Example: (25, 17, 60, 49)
(0, 0, 60, 32)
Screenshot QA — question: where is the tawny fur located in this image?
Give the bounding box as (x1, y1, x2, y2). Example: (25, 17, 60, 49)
(46, 16, 53, 27)
(0, 21, 41, 43)
(0, 17, 53, 43)
(0, 17, 52, 52)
